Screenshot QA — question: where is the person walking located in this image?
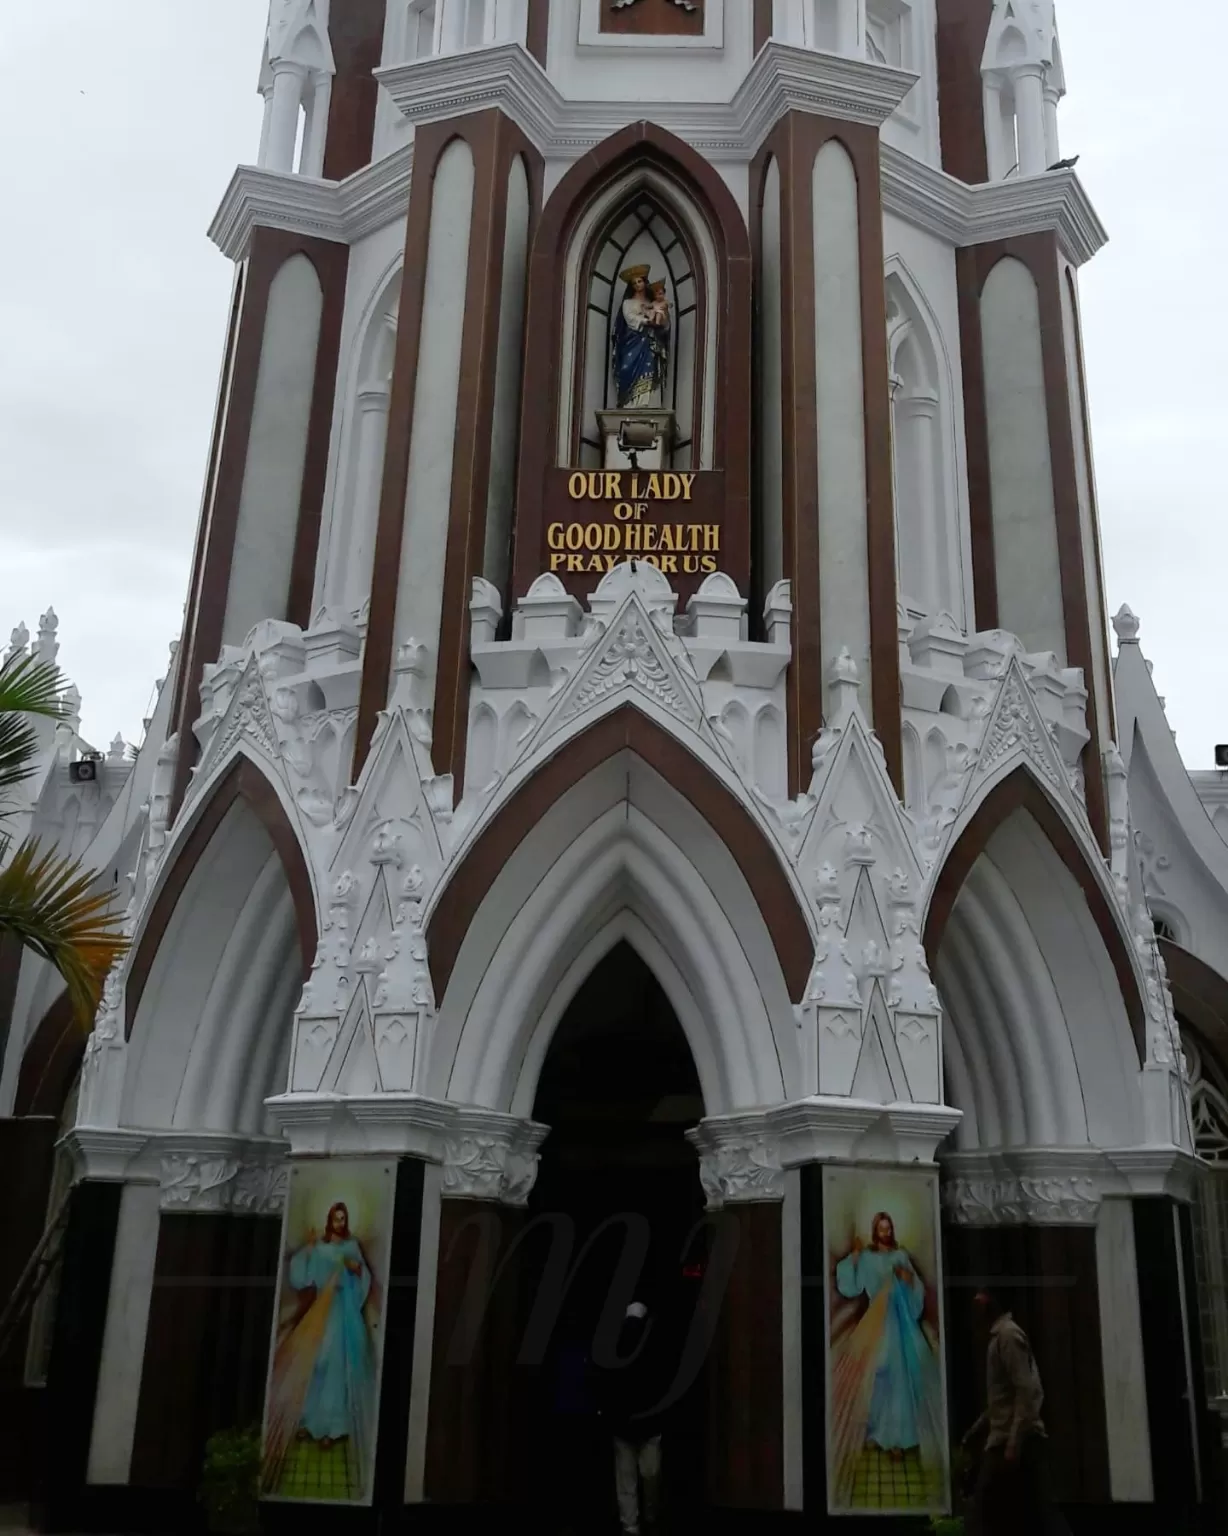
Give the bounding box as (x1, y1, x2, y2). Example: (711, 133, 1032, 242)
(963, 1290, 1070, 1536)
(592, 1301, 666, 1535)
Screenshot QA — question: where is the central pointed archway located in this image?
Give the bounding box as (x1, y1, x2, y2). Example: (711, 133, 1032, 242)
(519, 940, 709, 1525)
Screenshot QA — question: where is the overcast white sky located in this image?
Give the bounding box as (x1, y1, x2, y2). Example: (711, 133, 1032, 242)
(0, 5, 1220, 765)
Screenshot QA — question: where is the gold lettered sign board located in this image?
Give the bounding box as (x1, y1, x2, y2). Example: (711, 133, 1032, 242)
(543, 469, 728, 600)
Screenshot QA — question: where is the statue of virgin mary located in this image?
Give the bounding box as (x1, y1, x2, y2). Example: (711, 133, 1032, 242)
(612, 264, 670, 409)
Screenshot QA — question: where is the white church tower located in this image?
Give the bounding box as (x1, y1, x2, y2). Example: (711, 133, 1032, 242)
(3, 2, 1221, 1529)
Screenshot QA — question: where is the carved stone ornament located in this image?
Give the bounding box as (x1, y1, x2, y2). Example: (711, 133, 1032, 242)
(159, 1151, 288, 1214)
(690, 1133, 785, 1208)
(942, 1173, 1100, 1227)
(441, 1134, 542, 1207)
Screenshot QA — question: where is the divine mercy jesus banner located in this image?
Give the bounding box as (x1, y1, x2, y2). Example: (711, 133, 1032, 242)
(823, 1164, 951, 1517)
(260, 1160, 395, 1505)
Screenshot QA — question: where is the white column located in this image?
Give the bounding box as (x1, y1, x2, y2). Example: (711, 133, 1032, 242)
(86, 1183, 161, 1485)
(1043, 81, 1062, 167)
(898, 393, 941, 614)
(1095, 1199, 1155, 1502)
(340, 384, 392, 612)
(300, 72, 332, 178)
(265, 60, 307, 174)
(257, 85, 275, 168)
(1013, 64, 1048, 176)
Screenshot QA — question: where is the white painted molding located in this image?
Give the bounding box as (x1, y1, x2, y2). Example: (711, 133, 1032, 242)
(264, 1090, 548, 1199)
(693, 1098, 962, 1195)
(208, 145, 414, 262)
(376, 40, 916, 150)
(64, 1128, 287, 1212)
(879, 144, 1107, 267)
(208, 117, 1103, 272)
(942, 1146, 1200, 1225)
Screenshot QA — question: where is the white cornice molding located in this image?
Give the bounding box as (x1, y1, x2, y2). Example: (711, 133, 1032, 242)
(377, 39, 915, 155)
(942, 1145, 1199, 1225)
(209, 125, 1106, 273)
(881, 145, 1107, 267)
(208, 144, 414, 262)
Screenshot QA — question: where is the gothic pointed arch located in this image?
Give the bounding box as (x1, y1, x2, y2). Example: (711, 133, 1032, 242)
(924, 765, 1145, 1066)
(427, 705, 812, 1012)
(511, 121, 752, 601)
(125, 754, 318, 1037)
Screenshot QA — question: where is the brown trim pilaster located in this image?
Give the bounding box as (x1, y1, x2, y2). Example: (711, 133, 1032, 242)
(354, 113, 544, 782)
(1065, 266, 1116, 740)
(955, 244, 998, 629)
(169, 230, 349, 823)
(287, 240, 350, 626)
(754, 115, 901, 796)
(170, 271, 244, 732)
(432, 116, 543, 802)
(353, 122, 448, 778)
(526, 0, 550, 66)
(961, 235, 1109, 853)
(753, 0, 772, 53)
(754, 121, 819, 799)
(935, 0, 993, 184)
(323, 0, 387, 182)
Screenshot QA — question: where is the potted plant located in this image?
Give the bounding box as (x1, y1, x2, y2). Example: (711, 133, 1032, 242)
(199, 1424, 262, 1534)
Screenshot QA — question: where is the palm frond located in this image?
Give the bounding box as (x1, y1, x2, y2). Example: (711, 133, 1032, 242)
(0, 837, 128, 1024)
(0, 652, 67, 720)
(0, 652, 69, 803)
(0, 710, 40, 799)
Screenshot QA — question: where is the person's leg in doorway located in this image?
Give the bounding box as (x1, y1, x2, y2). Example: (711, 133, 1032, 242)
(638, 1434, 662, 1528)
(614, 1436, 641, 1533)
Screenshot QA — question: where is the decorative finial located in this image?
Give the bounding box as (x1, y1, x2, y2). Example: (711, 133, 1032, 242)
(827, 646, 862, 727)
(107, 734, 127, 765)
(7, 621, 29, 659)
(1112, 605, 1140, 644)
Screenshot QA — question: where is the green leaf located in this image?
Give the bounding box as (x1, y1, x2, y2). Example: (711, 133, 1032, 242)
(0, 836, 128, 1023)
(0, 709, 40, 800)
(0, 651, 67, 721)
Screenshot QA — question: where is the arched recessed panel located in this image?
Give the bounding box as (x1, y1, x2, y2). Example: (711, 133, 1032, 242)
(224, 253, 324, 647)
(980, 256, 1064, 659)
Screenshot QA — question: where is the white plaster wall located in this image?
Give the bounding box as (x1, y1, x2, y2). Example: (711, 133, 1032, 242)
(546, 0, 754, 106)
(86, 1181, 161, 1485)
(881, 215, 972, 629)
(394, 138, 474, 689)
(813, 139, 871, 710)
(483, 154, 531, 600)
(759, 156, 785, 594)
(223, 254, 323, 647)
(314, 220, 407, 618)
(1060, 260, 1112, 742)
(980, 257, 1065, 660)
(1096, 1198, 1155, 1502)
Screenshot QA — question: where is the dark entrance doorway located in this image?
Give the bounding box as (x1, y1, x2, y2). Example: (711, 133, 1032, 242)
(523, 941, 708, 1531)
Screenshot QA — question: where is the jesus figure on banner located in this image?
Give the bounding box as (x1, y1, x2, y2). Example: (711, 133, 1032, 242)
(261, 1200, 378, 1499)
(829, 1210, 945, 1507)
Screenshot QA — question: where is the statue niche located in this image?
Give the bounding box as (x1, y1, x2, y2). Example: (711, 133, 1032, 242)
(576, 196, 699, 474)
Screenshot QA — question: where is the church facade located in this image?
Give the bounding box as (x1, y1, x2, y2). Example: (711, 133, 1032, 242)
(2, 1, 1225, 1530)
